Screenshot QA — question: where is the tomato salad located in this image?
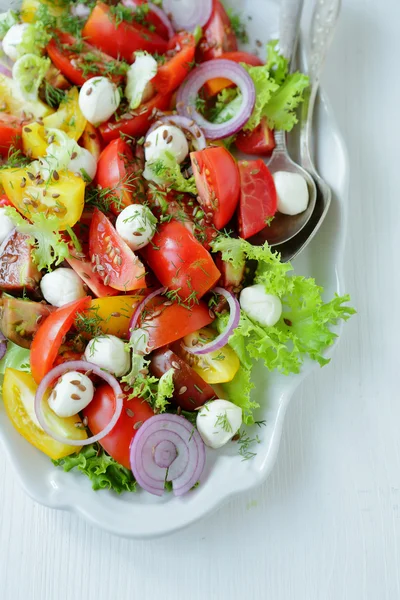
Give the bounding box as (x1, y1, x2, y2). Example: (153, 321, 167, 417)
(0, 0, 354, 496)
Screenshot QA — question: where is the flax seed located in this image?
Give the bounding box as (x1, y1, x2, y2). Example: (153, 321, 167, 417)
(133, 421, 143, 430)
(20, 178, 26, 188)
(126, 408, 135, 418)
(52, 193, 60, 198)
(82, 416, 88, 427)
(71, 394, 81, 400)
(86, 87, 93, 96)
(171, 361, 180, 370)
(104, 274, 110, 286)
(179, 386, 187, 395)
(71, 152, 78, 160)
(27, 172, 35, 181)
(53, 170, 59, 181)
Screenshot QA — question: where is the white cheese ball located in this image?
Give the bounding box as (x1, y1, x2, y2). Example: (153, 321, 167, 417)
(197, 399, 242, 449)
(2, 23, 29, 61)
(115, 204, 157, 251)
(79, 77, 120, 126)
(240, 284, 282, 328)
(69, 147, 97, 181)
(84, 335, 131, 378)
(273, 171, 309, 216)
(48, 371, 94, 418)
(145, 125, 189, 165)
(40, 268, 86, 308)
(0, 207, 15, 245)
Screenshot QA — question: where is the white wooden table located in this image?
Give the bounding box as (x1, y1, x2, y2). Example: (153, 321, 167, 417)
(1, 0, 398, 597)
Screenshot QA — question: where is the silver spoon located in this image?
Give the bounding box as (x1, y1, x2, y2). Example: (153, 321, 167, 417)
(259, 0, 317, 247)
(273, 0, 342, 262)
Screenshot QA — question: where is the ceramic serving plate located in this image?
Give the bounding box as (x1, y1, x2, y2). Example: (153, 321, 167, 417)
(0, 0, 349, 538)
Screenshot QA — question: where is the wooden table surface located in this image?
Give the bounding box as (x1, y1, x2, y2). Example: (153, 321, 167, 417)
(1, 0, 399, 597)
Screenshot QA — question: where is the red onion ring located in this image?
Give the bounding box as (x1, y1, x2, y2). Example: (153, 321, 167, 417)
(129, 286, 166, 333)
(0, 44, 13, 78)
(0, 332, 8, 361)
(122, 0, 175, 39)
(34, 360, 124, 447)
(147, 115, 206, 151)
(163, 0, 212, 32)
(183, 287, 240, 355)
(130, 414, 206, 496)
(176, 60, 256, 140)
(71, 3, 91, 18)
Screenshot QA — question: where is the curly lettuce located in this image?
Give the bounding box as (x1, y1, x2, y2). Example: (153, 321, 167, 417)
(52, 444, 137, 494)
(212, 236, 355, 422)
(5, 207, 70, 272)
(144, 151, 198, 194)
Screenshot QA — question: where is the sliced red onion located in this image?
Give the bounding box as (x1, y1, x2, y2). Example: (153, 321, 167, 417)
(183, 287, 240, 356)
(163, 0, 212, 31)
(176, 60, 256, 140)
(147, 115, 206, 151)
(0, 43, 13, 78)
(122, 0, 175, 39)
(0, 332, 8, 361)
(34, 360, 124, 446)
(129, 287, 166, 333)
(130, 414, 205, 496)
(0, 227, 16, 257)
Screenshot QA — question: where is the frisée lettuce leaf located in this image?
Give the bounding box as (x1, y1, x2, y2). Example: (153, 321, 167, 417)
(212, 236, 355, 421)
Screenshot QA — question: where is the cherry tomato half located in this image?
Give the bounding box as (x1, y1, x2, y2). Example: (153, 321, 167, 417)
(99, 92, 172, 143)
(82, 2, 168, 61)
(153, 32, 196, 95)
(197, 0, 238, 62)
(235, 117, 276, 156)
(237, 159, 277, 239)
(95, 139, 146, 216)
(89, 208, 147, 291)
(0, 113, 23, 157)
(142, 220, 221, 301)
(83, 385, 154, 469)
(191, 147, 240, 230)
(30, 297, 91, 384)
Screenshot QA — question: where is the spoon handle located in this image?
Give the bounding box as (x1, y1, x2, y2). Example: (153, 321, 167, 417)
(274, 0, 304, 152)
(300, 0, 342, 169)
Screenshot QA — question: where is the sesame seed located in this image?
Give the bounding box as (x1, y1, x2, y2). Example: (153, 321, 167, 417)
(83, 416, 88, 427)
(104, 274, 110, 286)
(179, 386, 187, 395)
(209, 309, 215, 319)
(171, 361, 180, 370)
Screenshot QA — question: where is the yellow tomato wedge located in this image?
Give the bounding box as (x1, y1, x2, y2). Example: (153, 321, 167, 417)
(1, 168, 85, 229)
(183, 328, 240, 384)
(3, 369, 86, 460)
(43, 88, 86, 141)
(22, 122, 48, 159)
(21, 0, 66, 22)
(80, 296, 142, 338)
(80, 123, 102, 161)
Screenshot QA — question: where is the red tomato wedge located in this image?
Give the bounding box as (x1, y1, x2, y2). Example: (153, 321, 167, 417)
(67, 256, 121, 298)
(99, 92, 172, 143)
(205, 51, 264, 97)
(191, 147, 240, 230)
(139, 297, 214, 351)
(47, 32, 125, 86)
(133, 0, 171, 39)
(153, 32, 196, 95)
(238, 159, 277, 239)
(83, 385, 154, 469)
(82, 2, 168, 61)
(235, 117, 276, 156)
(197, 0, 238, 62)
(0, 194, 13, 207)
(89, 208, 147, 291)
(30, 297, 91, 384)
(0, 114, 23, 157)
(95, 139, 146, 215)
(142, 221, 221, 301)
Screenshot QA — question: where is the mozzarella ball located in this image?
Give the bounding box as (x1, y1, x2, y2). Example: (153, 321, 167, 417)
(84, 335, 131, 378)
(240, 284, 282, 327)
(145, 125, 189, 165)
(48, 371, 94, 418)
(40, 268, 86, 308)
(115, 204, 157, 251)
(0, 207, 15, 245)
(273, 171, 309, 216)
(79, 77, 120, 126)
(2, 23, 29, 61)
(69, 147, 97, 181)
(197, 399, 242, 449)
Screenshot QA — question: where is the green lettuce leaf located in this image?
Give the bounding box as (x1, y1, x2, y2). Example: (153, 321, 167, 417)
(242, 40, 309, 132)
(212, 235, 355, 393)
(5, 207, 70, 272)
(155, 367, 174, 413)
(0, 342, 30, 386)
(221, 365, 257, 425)
(18, 22, 51, 58)
(52, 443, 137, 494)
(0, 10, 18, 40)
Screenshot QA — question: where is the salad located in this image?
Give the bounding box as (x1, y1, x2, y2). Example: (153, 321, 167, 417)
(0, 0, 354, 497)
